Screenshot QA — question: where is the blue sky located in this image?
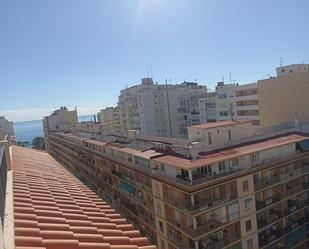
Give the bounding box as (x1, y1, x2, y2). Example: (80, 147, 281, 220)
(1, 0, 309, 121)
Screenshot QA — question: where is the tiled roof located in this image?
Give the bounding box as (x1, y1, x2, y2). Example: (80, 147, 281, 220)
(12, 146, 156, 249)
(188, 120, 252, 129)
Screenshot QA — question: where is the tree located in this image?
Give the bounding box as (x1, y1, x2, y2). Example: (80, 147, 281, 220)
(31, 137, 45, 150)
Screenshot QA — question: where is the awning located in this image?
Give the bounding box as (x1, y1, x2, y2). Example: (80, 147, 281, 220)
(119, 181, 134, 194)
(296, 140, 309, 152)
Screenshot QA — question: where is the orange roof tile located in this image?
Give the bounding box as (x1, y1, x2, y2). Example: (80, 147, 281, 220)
(12, 146, 157, 249)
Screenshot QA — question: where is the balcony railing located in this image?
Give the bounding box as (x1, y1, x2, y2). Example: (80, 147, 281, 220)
(257, 211, 283, 229)
(167, 233, 186, 249)
(284, 217, 305, 233)
(282, 186, 303, 199)
(0, 140, 8, 223)
(303, 181, 309, 190)
(283, 201, 303, 216)
(198, 230, 241, 249)
(259, 229, 284, 247)
(256, 195, 281, 210)
(254, 176, 281, 191)
(154, 167, 243, 187)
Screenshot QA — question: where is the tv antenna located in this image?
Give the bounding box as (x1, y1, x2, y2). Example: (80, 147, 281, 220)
(280, 58, 283, 67)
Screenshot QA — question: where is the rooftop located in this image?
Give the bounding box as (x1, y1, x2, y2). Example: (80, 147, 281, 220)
(153, 133, 309, 169)
(188, 120, 252, 130)
(11, 146, 156, 249)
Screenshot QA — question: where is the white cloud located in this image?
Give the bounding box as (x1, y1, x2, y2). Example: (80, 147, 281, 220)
(0, 106, 101, 122)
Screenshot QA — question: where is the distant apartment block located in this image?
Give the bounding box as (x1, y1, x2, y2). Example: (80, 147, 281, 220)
(43, 106, 78, 150)
(0, 116, 14, 139)
(94, 63, 309, 139)
(214, 82, 260, 126)
(44, 108, 309, 249)
(98, 106, 121, 134)
(276, 64, 309, 77)
(118, 78, 207, 138)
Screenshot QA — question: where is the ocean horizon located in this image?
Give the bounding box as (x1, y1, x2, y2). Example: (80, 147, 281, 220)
(14, 115, 95, 143)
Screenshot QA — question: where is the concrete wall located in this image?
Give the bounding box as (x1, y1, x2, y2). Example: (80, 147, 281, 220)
(258, 71, 309, 127)
(188, 122, 257, 145)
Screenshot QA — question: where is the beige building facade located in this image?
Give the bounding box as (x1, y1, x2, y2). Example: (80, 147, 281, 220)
(98, 106, 121, 134)
(187, 120, 256, 145)
(258, 70, 309, 128)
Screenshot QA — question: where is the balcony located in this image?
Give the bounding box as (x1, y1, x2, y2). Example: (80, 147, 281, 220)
(254, 175, 281, 191)
(259, 228, 283, 247)
(285, 226, 306, 248)
(303, 181, 309, 190)
(282, 186, 303, 199)
(169, 215, 229, 238)
(198, 224, 241, 249)
(284, 217, 305, 233)
(257, 210, 283, 229)
(155, 167, 242, 187)
(281, 168, 302, 180)
(283, 200, 303, 215)
(256, 195, 281, 210)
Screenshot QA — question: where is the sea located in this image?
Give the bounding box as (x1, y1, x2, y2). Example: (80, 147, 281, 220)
(14, 115, 95, 143)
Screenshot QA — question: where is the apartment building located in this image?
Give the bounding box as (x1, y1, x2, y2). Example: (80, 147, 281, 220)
(45, 115, 309, 249)
(98, 106, 121, 134)
(276, 64, 309, 77)
(234, 83, 260, 126)
(0, 116, 14, 139)
(213, 82, 260, 126)
(43, 106, 78, 150)
(176, 91, 219, 137)
(258, 65, 309, 128)
(215, 83, 236, 121)
(118, 78, 207, 138)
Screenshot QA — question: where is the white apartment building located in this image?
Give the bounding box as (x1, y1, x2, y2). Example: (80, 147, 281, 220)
(213, 82, 260, 126)
(0, 116, 14, 139)
(276, 64, 309, 77)
(118, 78, 207, 138)
(215, 82, 236, 121)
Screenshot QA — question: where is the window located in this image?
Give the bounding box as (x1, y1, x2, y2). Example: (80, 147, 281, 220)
(228, 202, 239, 221)
(160, 239, 166, 249)
(228, 129, 232, 141)
(156, 202, 162, 214)
(246, 219, 252, 231)
(154, 183, 160, 196)
(231, 158, 239, 167)
(244, 198, 253, 210)
(208, 132, 212, 145)
(159, 221, 164, 232)
(242, 180, 249, 192)
(219, 111, 228, 116)
(250, 153, 259, 164)
(218, 161, 226, 172)
(247, 238, 253, 249)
